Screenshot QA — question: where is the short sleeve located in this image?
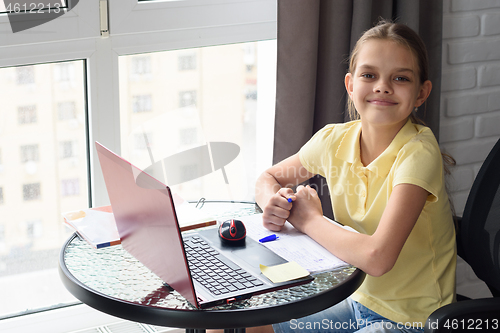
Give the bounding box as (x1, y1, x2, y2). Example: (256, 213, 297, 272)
(298, 124, 336, 177)
(393, 138, 443, 202)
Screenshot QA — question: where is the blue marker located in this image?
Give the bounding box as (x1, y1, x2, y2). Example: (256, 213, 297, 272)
(287, 197, 293, 203)
(259, 234, 279, 243)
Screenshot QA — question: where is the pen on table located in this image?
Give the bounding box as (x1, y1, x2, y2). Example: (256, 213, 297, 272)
(259, 234, 279, 243)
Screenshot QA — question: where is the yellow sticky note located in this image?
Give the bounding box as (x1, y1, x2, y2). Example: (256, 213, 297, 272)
(260, 262, 310, 283)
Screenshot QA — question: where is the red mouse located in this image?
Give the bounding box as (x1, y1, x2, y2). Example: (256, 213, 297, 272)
(218, 219, 246, 244)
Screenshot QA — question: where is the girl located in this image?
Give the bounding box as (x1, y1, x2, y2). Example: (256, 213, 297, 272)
(254, 21, 456, 332)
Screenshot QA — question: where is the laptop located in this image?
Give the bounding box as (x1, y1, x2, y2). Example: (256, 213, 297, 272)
(95, 141, 313, 309)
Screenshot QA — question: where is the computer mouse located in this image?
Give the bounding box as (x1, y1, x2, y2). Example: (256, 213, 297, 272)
(219, 219, 246, 244)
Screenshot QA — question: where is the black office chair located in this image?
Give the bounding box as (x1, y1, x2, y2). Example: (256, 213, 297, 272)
(425, 138, 500, 332)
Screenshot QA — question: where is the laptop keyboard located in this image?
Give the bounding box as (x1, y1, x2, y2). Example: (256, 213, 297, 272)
(184, 236, 264, 296)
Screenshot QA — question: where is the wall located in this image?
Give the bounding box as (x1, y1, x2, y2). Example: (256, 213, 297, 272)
(440, 0, 500, 299)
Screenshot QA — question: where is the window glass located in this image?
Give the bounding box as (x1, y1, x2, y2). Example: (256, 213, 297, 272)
(0, 60, 87, 318)
(119, 40, 276, 202)
(0, 0, 276, 324)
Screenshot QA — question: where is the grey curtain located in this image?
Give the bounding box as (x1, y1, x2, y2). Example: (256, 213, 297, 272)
(273, 0, 443, 219)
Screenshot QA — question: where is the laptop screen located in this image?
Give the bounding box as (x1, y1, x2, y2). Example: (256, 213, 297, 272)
(95, 142, 198, 307)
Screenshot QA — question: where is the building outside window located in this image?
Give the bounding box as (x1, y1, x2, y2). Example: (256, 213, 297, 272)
(58, 101, 77, 121)
(132, 94, 152, 113)
(16, 66, 35, 85)
(59, 141, 78, 159)
(0, 60, 87, 318)
(0, 0, 276, 327)
(131, 56, 152, 76)
(61, 178, 80, 197)
(20, 144, 39, 163)
(179, 90, 197, 108)
(178, 53, 197, 71)
(17, 105, 37, 124)
(22, 183, 41, 201)
(54, 63, 75, 83)
(119, 40, 276, 202)
(26, 220, 43, 239)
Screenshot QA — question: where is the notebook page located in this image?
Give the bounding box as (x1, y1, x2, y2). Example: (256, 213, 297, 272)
(242, 214, 353, 273)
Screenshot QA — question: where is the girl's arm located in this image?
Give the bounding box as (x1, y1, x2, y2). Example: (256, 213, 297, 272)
(289, 182, 428, 277)
(255, 153, 315, 231)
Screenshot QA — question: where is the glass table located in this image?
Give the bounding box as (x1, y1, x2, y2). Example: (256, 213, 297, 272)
(59, 201, 365, 332)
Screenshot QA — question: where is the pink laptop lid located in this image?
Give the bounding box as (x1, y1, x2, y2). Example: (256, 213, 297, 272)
(95, 142, 198, 307)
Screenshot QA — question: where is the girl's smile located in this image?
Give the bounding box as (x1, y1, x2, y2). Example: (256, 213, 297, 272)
(367, 98, 398, 106)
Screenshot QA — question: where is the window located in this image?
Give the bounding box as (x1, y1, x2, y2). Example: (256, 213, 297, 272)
(26, 220, 43, 238)
(119, 41, 277, 201)
(243, 43, 256, 72)
(0, 0, 276, 325)
(179, 53, 197, 71)
(20, 144, 39, 162)
(16, 66, 35, 85)
(58, 101, 77, 120)
(18, 105, 37, 124)
(132, 94, 152, 113)
(54, 62, 75, 83)
(179, 90, 197, 108)
(131, 56, 152, 76)
(59, 140, 78, 159)
(61, 178, 80, 196)
(22, 183, 41, 201)
(0, 61, 87, 318)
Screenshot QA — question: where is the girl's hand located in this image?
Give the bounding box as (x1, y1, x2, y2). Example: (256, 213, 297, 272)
(287, 185, 323, 233)
(262, 188, 295, 231)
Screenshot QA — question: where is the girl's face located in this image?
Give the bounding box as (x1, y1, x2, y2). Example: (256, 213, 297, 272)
(345, 39, 431, 130)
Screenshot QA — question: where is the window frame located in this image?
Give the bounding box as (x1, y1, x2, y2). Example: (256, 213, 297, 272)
(1, 0, 277, 206)
(0, 1, 99, 49)
(0, 0, 276, 324)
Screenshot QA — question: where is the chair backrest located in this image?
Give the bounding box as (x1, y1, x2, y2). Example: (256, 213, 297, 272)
(460, 138, 500, 297)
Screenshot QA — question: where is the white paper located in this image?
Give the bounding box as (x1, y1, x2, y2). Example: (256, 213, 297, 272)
(242, 214, 353, 273)
(63, 208, 120, 248)
(73, 210, 118, 243)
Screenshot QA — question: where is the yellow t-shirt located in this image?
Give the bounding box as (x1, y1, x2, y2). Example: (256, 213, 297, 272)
(299, 119, 456, 326)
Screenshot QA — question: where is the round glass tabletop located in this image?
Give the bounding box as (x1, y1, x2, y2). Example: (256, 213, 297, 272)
(60, 202, 364, 329)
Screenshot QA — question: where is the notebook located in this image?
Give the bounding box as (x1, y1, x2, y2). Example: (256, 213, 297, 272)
(95, 141, 313, 308)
